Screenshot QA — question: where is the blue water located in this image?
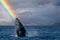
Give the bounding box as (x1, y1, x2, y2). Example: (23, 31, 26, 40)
(0, 26, 60, 40)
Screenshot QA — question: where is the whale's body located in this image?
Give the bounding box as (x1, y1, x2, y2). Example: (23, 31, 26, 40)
(15, 18, 26, 37)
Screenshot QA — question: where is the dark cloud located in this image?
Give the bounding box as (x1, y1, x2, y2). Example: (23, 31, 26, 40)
(7, 0, 50, 9)
(0, 0, 60, 25)
(51, 0, 60, 6)
(17, 4, 60, 25)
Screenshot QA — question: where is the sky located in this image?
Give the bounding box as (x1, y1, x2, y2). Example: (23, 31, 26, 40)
(0, 4, 13, 25)
(0, 0, 60, 26)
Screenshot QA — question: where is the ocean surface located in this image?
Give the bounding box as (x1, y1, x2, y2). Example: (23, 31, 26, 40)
(0, 26, 60, 40)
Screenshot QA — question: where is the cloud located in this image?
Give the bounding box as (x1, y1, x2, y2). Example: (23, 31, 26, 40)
(15, 3, 60, 25)
(0, 6, 14, 25)
(51, 0, 60, 6)
(6, 0, 50, 9)
(0, 0, 60, 25)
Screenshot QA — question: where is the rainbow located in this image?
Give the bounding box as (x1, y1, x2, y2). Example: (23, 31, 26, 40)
(0, 0, 16, 20)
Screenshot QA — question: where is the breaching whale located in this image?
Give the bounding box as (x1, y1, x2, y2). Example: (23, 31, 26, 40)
(15, 18, 26, 37)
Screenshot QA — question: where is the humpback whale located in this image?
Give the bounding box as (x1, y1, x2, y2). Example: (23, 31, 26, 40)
(15, 18, 26, 37)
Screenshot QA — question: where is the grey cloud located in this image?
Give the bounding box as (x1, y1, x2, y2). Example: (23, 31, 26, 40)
(0, 0, 60, 25)
(16, 4, 60, 25)
(0, 6, 14, 25)
(7, 0, 50, 9)
(51, 0, 60, 6)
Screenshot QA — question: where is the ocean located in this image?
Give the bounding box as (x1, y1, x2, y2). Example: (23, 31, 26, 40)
(0, 26, 60, 40)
